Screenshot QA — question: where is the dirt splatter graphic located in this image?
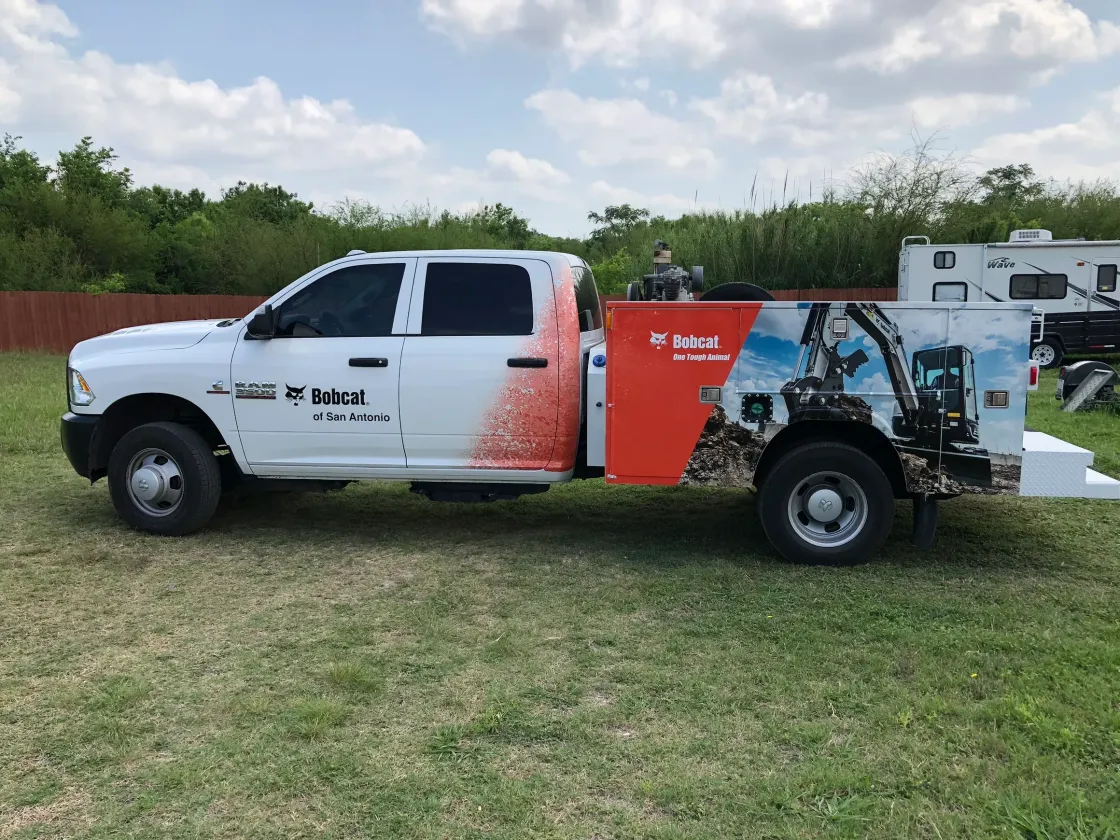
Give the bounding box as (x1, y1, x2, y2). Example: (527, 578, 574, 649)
(547, 263, 581, 473)
(960, 462, 1021, 495)
(898, 452, 964, 495)
(831, 394, 874, 425)
(469, 292, 559, 471)
(680, 405, 767, 487)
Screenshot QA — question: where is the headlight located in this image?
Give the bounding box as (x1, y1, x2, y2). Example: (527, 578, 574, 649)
(68, 367, 95, 407)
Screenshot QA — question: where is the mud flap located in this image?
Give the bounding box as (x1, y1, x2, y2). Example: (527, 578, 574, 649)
(911, 495, 938, 550)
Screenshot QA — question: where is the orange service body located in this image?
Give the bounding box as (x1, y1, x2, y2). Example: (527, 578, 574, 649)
(606, 302, 762, 484)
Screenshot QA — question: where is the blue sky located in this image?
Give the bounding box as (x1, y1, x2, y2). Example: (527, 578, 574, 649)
(2, 0, 1120, 236)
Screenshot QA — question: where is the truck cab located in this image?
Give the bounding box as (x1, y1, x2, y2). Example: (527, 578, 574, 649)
(62, 250, 604, 529)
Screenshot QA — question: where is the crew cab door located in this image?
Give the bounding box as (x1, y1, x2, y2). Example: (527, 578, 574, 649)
(398, 257, 558, 470)
(230, 258, 415, 473)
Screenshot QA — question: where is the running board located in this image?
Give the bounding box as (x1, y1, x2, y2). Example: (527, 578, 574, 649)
(1020, 431, 1120, 499)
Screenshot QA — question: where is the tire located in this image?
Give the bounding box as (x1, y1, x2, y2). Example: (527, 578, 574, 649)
(107, 421, 222, 536)
(1031, 338, 1063, 369)
(701, 282, 775, 302)
(757, 441, 894, 565)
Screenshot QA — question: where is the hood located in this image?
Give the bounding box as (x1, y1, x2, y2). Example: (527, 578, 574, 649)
(71, 319, 232, 357)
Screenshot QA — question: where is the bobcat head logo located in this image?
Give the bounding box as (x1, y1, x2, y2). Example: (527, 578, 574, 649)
(285, 384, 306, 405)
(650, 330, 668, 348)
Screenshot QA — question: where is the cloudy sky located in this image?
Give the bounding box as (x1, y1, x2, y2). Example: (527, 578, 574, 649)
(1, 0, 1118, 235)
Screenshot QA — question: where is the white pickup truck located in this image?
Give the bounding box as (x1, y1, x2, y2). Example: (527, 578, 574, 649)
(61, 249, 1119, 564)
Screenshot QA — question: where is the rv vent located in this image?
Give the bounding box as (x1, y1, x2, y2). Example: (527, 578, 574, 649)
(1009, 229, 1053, 243)
(346, 249, 366, 256)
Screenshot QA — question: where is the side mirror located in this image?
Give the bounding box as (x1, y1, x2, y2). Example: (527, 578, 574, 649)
(246, 304, 277, 339)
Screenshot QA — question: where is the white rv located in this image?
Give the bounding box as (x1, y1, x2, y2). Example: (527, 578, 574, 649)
(898, 230, 1120, 367)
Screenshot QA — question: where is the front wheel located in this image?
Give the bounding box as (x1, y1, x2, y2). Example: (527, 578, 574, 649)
(757, 441, 894, 565)
(107, 422, 222, 536)
(1031, 338, 1063, 369)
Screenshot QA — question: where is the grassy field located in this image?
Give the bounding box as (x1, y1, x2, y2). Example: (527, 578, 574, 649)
(1, 353, 1119, 840)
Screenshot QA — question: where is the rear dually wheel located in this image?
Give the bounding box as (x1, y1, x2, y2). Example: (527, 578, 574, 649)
(758, 441, 894, 565)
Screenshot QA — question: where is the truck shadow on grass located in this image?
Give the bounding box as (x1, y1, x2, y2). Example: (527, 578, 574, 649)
(199, 479, 1094, 577)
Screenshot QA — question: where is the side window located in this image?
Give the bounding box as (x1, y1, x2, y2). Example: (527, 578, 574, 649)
(1098, 264, 1118, 293)
(1010, 273, 1067, 300)
(933, 282, 967, 302)
(422, 262, 534, 336)
(571, 264, 603, 331)
(934, 251, 956, 270)
(275, 263, 404, 337)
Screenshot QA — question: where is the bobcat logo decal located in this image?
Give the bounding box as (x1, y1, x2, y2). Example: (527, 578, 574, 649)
(285, 384, 306, 405)
(650, 330, 668, 349)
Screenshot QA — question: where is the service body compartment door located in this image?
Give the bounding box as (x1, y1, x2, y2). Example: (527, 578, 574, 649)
(399, 257, 559, 470)
(231, 258, 415, 472)
(606, 305, 748, 484)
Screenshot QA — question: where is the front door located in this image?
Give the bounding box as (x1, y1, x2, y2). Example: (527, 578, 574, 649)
(398, 257, 559, 470)
(231, 258, 416, 473)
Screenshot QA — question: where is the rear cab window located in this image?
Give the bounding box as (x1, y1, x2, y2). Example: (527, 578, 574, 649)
(571, 262, 603, 332)
(421, 262, 534, 336)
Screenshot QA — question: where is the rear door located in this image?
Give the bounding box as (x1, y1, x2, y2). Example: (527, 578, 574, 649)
(399, 257, 559, 470)
(231, 258, 415, 473)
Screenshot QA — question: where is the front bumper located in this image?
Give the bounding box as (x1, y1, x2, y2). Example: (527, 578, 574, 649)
(60, 412, 99, 479)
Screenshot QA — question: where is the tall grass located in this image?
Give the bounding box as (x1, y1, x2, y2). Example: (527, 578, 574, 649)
(3, 134, 1120, 296)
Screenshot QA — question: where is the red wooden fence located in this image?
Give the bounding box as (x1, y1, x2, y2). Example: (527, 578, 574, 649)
(0, 288, 898, 355)
(0, 292, 268, 354)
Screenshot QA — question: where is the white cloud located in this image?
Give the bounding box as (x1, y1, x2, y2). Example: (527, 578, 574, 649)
(687, 74, 1025, 176)
(908, 94, 1027, 129)
(485, 149, 570, 187)
(589, 180, 699, 215)
(690, 74, 830, 144)
(526, 88, 718, 174)
(0, 0, 425, 187)
(971, 87, 1120, 182)
(423, 0, 1120, 85)
(422, 0, 728, 68)
(841, 0, 1120, 74)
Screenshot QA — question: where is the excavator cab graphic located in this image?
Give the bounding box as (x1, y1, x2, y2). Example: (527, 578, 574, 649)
(903, 345, 981, 447)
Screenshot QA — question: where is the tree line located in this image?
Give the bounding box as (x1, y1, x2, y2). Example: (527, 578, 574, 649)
(2, 134, 1119, 297)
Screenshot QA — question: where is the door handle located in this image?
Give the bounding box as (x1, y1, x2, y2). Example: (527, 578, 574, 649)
(507, 357, 549, 368)
(349, 357, 389, 368)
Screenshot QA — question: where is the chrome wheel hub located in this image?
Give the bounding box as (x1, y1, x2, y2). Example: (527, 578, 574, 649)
(126, 449, 184, 516)
(787, 471, 868, 548)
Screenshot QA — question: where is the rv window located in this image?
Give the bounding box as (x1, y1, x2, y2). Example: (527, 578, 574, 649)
(1098, 264, 1118, 293)
(934, 251, 956, 270)
(933, 282, 967, 302)
(1009, 273, 1067, 300)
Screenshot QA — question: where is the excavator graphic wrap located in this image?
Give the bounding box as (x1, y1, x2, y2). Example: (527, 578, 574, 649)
(778, 302, 993, 486)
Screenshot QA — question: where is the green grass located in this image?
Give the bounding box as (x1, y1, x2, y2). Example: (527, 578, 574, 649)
(1028, 361, 1120, 479)
(1, 353, 1119, 839)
